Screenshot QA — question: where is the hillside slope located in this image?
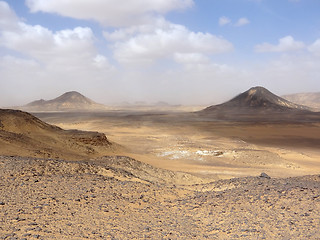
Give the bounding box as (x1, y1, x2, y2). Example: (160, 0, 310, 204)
(0, 109, 114, 159)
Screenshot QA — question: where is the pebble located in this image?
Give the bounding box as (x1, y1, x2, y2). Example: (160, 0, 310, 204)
(259, 172, 271, 179)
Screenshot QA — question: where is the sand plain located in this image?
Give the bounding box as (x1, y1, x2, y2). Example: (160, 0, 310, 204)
(33, 110, 320, 180)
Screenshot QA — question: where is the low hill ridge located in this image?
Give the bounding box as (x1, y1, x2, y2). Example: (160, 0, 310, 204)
(282, 92, 320, 110)
(0, 108, 113, 159)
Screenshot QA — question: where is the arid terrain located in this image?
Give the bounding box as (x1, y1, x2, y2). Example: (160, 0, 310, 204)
(1, 156, 320, 239)
(1, 87, 320, 239)
(282, 92, 320, 111)
(30, 87, 320, 179)
(34, 110, 320, 180)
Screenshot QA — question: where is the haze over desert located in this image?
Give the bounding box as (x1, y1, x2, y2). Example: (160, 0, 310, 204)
(1, 86, 320, 239)
(1, 0, 320, 239)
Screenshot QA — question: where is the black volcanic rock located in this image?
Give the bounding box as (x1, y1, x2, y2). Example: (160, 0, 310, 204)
(23, 91, 107, 111)
(203, 86, 309, 112)
(199, 87, 319, 122)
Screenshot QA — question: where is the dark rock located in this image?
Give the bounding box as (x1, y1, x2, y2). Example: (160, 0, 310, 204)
(259, 172, 271, 179)
(28, 222, 38, 226)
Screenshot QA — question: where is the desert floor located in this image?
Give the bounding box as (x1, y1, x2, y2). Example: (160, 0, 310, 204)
(1, 110, 320, 239)
(1, 156, 320, 239)
(35, 110, 320, 180)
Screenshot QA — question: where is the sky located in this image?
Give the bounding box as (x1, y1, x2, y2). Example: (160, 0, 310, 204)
(1, 0, 320, 106)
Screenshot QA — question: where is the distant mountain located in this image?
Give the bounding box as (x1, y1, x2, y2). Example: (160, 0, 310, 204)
(282, 92, 320, 111)
(199, 86, 319, 122)
(22, 91, 107, 111)
(154, 101, 170, 106)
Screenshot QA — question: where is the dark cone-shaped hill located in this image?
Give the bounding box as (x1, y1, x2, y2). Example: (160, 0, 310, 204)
(204, 86, 309, 111)
(22, 91, 107, 112)
(199, 87, 320, 122)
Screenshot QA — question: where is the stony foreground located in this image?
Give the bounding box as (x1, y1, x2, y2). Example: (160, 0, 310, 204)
(0, 156, 320, 239)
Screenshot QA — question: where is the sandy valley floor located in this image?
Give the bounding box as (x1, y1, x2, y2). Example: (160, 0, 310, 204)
(34, 111, 320, 180)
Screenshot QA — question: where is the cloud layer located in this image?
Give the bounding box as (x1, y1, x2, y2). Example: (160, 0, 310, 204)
(105, 19, 233, 64)
(26, 0, 194, 27)
(308, 39, 320, 56)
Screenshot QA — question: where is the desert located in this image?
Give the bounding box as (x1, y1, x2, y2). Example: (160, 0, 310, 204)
(1, 87, 320, 239)
(1, 1, 320, 238)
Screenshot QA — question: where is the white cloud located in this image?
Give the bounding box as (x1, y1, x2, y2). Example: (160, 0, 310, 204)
(219, 16, 250, 27)
(308, 39, 320, 56)
(105, 19, 233, 64)
(103, 23, 158, 42)
(173, 53, 210, 64)
(235, 17, 250, 27)
(0, 1, 114, 70)
(254, 36, 305, 52)
(0, 1, 19, 30)
(23, 1, 233, 67)
(26, 0, 194, 27)
(219, 16, 231, 26)
(1, 23, 103, 67)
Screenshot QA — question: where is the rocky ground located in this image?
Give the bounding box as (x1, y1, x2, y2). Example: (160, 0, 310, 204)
(1, 155, 320, 239)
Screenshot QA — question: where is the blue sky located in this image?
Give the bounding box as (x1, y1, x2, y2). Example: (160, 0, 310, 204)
(1, 0, 320, 106)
